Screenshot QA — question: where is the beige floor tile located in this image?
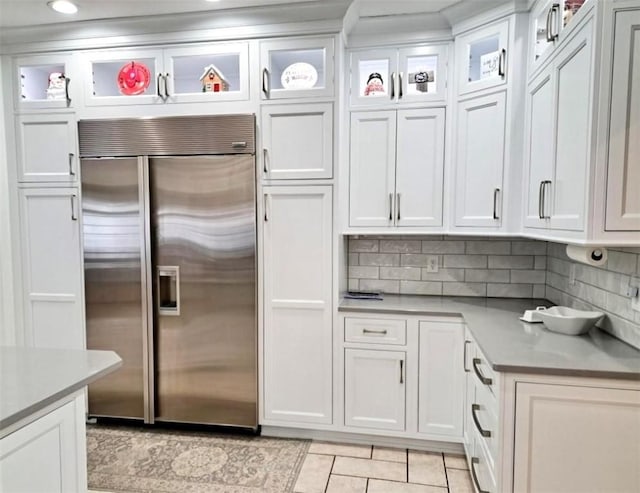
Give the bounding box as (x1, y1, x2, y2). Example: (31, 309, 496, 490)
(332, 456, 407, 482)
(447, 468, 474, 493)
(408, 450, 447, 487)
(372, 446, 407, 463)
(326, 474, 368, 493)
(293, 453, 334, 493)
(368, 479, 447, 493)
(309, 441, 372, 458)
(444, 453, 468, 470)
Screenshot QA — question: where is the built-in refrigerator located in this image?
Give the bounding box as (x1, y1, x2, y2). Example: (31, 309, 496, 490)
(79, 115, 257, 429)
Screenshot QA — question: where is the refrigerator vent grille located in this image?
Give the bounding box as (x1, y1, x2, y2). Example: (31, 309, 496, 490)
(79, 115, 255, 157)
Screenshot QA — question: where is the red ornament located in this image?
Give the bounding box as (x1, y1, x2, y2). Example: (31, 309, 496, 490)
(117, 61, 151, 96)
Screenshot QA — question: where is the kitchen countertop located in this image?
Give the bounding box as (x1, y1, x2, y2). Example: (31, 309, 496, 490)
(339, 295, 640, 380)
(0, 346, 122, 431)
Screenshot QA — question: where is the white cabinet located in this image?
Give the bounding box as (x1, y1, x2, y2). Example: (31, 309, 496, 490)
(349, 108, 445, 228)
(350, 45, 448, 107)
(0, 393, 87, 493)
(344, 348, 406, 431)
(260, 37, 334, 100)
(418, 321, 464, 438)
(261, 103, 333, 180)
(14, 54, 75, 110)
(262, 186, 332, 425)
(605, 9, 640, 231)
(454, 92, 505, 228)
(455, 19, 509, 96)
(513, 382, 640, 493)
(19, 188, 84, 350)
(16, 113, 78, 183)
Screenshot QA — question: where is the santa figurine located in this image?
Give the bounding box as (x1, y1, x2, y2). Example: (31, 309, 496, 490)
(46, 72, 66, 100)
(364, 72, 384, 96)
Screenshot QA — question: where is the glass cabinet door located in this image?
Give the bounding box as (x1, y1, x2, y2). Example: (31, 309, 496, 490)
(260, 37, 334, 99)
(15, 54, 75, 109)
(456, 20, 509, 96)
(398, 45, 448, 103)
(83, 49, 163, 106)
(350, 49, 397, 107)
(163, 42, 249, 103)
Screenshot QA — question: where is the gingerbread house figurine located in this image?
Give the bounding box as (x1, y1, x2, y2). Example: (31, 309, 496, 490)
(200, 65, 229, 93)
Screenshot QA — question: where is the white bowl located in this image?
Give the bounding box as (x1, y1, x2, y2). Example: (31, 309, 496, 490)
(537, 306, 604, 336)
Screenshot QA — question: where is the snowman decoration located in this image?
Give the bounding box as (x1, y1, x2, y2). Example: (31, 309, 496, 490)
(46, 72, 66, 100)
(364, 72, 385, 96)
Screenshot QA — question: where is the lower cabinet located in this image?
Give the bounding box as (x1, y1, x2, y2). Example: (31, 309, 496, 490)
(0, 392, 87, 492)
(18, 187, 84, 349)
(262, 186, 333, 425)
(344, 348, 406, 431)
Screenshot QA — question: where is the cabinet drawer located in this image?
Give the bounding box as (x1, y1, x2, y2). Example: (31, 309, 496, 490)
(345, 317, 406, 345)
(471, 379, 498, 469)
(471, 426, 497, 493)
(471, 346, 498, 397)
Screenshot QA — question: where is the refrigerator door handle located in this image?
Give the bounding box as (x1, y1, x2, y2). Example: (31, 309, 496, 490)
(157, 266, 180, 316)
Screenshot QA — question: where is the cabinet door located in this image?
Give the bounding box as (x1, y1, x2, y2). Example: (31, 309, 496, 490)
(454, 92, 506, 227)
(0, 394, 87, 493)
(263, 186, 332, 424)
(396, 108, 445, 227)
(605, 10, 640, 231)
(456, 20, 509, 96)
(260, 37, 334, 100)
(513, 382, 640, 492)
(261, 103, 333, 180)
(344, 349, 406, 431)
(418, 321, 464, 438)
(16, 114, 78, 183)
(19, 188, 84, 350)
(163, 42, 249, 103)
(350, 49, 398, 107)
(349, 111, 396, 227)
(548, 21, 593, 231)
(15, 54, 74, 110)
(398, 45, 448, 104)
(523, 70, 554, 229)
(462, 331, 475, 458)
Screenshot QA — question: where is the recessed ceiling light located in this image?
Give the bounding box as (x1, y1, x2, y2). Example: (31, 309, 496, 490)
(47, 0, 79, 14)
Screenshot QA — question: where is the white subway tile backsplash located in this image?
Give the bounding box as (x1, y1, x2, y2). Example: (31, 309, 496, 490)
(511, 270, 546, 284)
(360, 279, 400, 294)
(380, 240, 422, 254)
(348, 266, 379, 280)
(465, 269, 510, 283)
(421, 240, 465, 254)
(380, 266, 421, 281)
(488, 255, 534, 269)
(421, 268, 465, 282)
(512, 241, 548, 255)
(465, 241, 511, 255)
(607, 250, 638, 275)
(534, 255, 547, 270)
(360, 253, 400, 267)
(400, 281, 443, 295)
(401, 254, 441, 267)
(487, 283, 533, 298)
(442, 282, 487, 297)
(443, 255, 488, 269)
(348, 253, 359, 266)
(349, 239, 379, 253)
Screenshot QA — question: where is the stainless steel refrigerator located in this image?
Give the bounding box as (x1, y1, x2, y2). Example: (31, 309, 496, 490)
(79, 115, 257, 429)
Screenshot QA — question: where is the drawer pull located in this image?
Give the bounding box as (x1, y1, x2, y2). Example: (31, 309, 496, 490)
(399, 359, 404, 384)
(472, 358, 493, 386)
(471, 457, 490, 493)
(362, 328, 388, 335)
(463, 340, 471, 372)
(471, 404, 491, 438)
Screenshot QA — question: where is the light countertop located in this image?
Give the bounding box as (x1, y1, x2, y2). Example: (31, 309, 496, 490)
(339, 295, 640, 380)
(0, 346, 122, 431)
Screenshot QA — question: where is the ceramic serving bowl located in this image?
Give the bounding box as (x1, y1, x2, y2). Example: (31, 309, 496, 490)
(536, 306, 604, 336)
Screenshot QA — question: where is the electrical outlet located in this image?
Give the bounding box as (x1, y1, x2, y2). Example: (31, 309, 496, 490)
(569, 264, 576, 285)
(425, 255, 439, 273)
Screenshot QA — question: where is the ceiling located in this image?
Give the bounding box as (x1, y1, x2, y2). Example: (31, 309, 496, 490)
(0, 0, 464, 29)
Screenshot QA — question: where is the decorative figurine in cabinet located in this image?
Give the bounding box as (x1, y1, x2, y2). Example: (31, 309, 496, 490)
(200, 64, 229, 93)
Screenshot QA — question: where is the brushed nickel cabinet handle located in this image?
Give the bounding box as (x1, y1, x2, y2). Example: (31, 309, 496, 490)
(463, 341, 471, 372)
(262, 68, 270, 97)
(493, 188, 500, 220)
(263, 194, 269, 222)
(163, 73, 170, 98)
(398, 72, 403, 99)
(68, 153, 75, 176)
(263, 148, 268, 174)
(498, 49, 506, 78)
(70, 194, 77, 221)
(389, 193, 393, 221)
(550, 3, 560, 41)
(472, 404, 492, 437)
(472, 358, 492, 385)
(471, 458, 490, 493)
(542, 180, 552, 219)
(390, 72, 396, 100)
(362, 328, 388, 335)
(545, 7, 553, 42)
(157, 74, 163, 98)
(399, 359, 404, 384)
(64, 77, 71, 105)
(396, 193, 401, 221)
(538, 180, 545, 219)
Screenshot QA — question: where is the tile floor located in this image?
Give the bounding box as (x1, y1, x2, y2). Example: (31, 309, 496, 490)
(295, 442, 473, 493)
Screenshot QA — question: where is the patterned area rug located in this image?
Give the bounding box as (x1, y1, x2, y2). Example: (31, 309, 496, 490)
(87, 425, 309, 493)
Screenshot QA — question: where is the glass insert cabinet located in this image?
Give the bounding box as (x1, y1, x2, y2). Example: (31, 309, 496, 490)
(82, 43, 249, 106)
(14, 54, 75, 109)
(350, 45, 448, 106)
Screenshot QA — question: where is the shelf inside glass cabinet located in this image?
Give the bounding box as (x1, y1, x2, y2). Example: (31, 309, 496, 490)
(404, 54, 438, 96)
(92, 58, 157, 97)
(20, 64, 66, 101)
(269, 48, 326, 91)
(468, 36, 500, 83)
(172, 53, 241, 94)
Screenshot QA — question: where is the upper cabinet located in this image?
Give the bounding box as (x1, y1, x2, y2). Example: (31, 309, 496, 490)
(14, 54, 75, 110)
(529, 0, 591, 76)
(82, 43, 249, 106)
(455, 19, 509, 97)
(260, 37, 334, 100)
(350, 45, 448, 107)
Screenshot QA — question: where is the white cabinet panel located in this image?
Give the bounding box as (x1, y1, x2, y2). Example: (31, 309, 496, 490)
(396, 108, 445, 227)
(349, 111, 396, 227)
(263, 186, 332, 424)
(344, 349, 406, 431)
(14, 54, 74, 110)
(513, 382, 640, 493)
(523, 71, 554, 228)
(606, 10, 640, 231)
(548, 24, 593, 231)
(262, 103, 333, 180)
(19, 188, 84, 349)
(16, 114, 77, 183)
(454, 92, 505, 227)
(418, 321, 464, 438)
